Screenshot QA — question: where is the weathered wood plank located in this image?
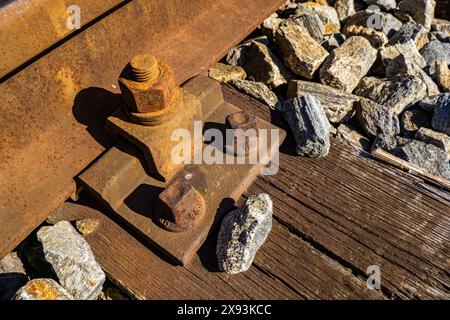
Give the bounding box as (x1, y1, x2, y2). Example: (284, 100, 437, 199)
(222, 85, 450, 299)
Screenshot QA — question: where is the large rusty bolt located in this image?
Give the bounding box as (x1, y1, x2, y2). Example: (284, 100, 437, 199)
(157, 177, 206, 233)
(119, 54, 180, 114)
(226, 111, 259, 156)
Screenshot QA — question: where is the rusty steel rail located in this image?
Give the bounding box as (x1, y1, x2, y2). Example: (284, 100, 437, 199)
(0, 0, 128, 79)
(0, 0, 285, 259)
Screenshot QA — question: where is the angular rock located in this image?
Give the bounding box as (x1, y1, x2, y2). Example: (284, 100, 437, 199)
(400, 108, 431, 138)
(287, 80, 357, 123)
(386, 54, 440, 96)
(356, 98, 401, 138)
(0, 252, 28, 300)
(281, 95, 331, 157)
(420, 40, 450, 75)
(225, 36, 269, 67)
(321, 32, 346, 51)
(216, 194, 273, 274)
(335, 123, 371, 151)
(230, 80, 281, 110)
(75, 219, 100, 236)
(295, 3, 341, 35)
(355, 75, 427, 114)
(343, 25, 388, 48)
(334, 0, 356, 21)
(14, 279, 74, 300)
(398, 0, 436, 30)
(243, 41, 291, 89)
(208, 63, 246, 83)
(416, 127, 450, 156)
(275, 23, 329, 79)
(380, 40, 427, 67)
(435, 60, 450, 92)
(362, 0, 397, 10)
(285, 12, 325, 42)
(431, 93, 450, 135)
(430, 32, 450, 43)
(388, 22, 429, 50)
(37, 221, 105, 300)
(418, 94, 441, 112)
(387, 139, 450, 179)
(344, 10, 403, 38)
(260, 13, 284, 39)
(319, 36, 377, 93)
(431, 19, 450, 36)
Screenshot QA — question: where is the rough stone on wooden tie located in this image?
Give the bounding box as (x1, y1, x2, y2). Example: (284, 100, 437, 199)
(225, 36, 269, 67)
(281, 95, 331, 157)
(420, 40, 450, 75)
(229, 79, 281, 110)
(243, 41, 291, 89)
(335, 123, 371, 152)
(386, 54, 440, 96)
(400, 108, 432, 138)
(0, 252, 28, 300)
(284, 12, 325, 42)
(334, 0, 356, 21)
(343, 10, 402, 38)
(319, 36, 377, 93)
(343, 25, 388, 49)
(431, 93, 450, 135)
(386, 138, 450, 179)
(416, 127, 450, 156)
(37, 221, 105, 300)
(207, 63, 246, 84)
(435, 60, 450, 92)
(398, 0, 436, 30)
(274, 22, 329, 79)
(216, 194, 273, 274)
(287, 80, 357, 123)
(295, 3, 341, 34)
(356, 98, 400, 138)
(388, 22, 429, 50)
(14, 279, 74, 300)
(362, 0, 397, 10)
(354, 75, 427, 115)
(75, 219, 100, 236)
(321, 32, 346, 51)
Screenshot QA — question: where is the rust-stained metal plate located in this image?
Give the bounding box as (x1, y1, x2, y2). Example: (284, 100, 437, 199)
(0, 0, 127, 78)
(0, 0, 285, 259)
(79, 77, 286, 265)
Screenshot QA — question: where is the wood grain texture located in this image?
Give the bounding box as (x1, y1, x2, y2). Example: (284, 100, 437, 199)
(223, 85, 450, 299)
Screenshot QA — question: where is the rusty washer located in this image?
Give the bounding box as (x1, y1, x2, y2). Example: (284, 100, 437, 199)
(225, 111, 259, 156)
(157, 177, 206, 233)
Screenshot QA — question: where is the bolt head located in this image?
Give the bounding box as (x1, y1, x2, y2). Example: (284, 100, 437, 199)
(226, 111, 259, 156)
(157, 178, 206, 233)
(226, 111, 258, 131)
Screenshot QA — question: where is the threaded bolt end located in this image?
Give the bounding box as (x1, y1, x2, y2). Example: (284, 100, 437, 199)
(130, 54, 160, 83)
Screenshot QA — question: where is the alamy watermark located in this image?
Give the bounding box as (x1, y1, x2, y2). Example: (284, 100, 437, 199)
(367, 265, 381, 290)
(66, 5, 81, 30)
(171, 121, 281, 176)
(366, 5, 387, 31)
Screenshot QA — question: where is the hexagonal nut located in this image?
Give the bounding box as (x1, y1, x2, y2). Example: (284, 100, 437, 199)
(119, 63, 179, 114)
(157, 178, 206, 233)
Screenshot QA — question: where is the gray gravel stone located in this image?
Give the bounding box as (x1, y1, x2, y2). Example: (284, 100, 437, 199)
(226, 36, 269, 67)
(37, 221, 105, 300)
(380, 40, 427, 68)
(14, 278, 74, 300)
(388, 138, 450, 179)
(344, 10, 403, 38)
(431, 19, 450, 36)
(400, 108, 431, 138)
(363, 0, 397, 10)
(275, 23, 329, 79)
(208, 63, 246, 83)
(343, 24, 388, 48)
(287, 80, 357, 123)
(281, 95, 331, 157)
(420, 40, 450, 75)
(416, 127, 450, 156)
(295, 3, 341, 35)
(388, 22, 429, 50)
(321, 32, 346, 51)
(230, 79, 281, 110)
(431, 93, 450, 135)
(217, 194, 273, 274)
(418, 94, 441, 112)
(260, 13, 284, 40)
(334, 0, 356, 21)
(398, 0, 436, 30)
(285, 13, 325, 42)
(319, 36, 377, 93)
(356, 98, 401, 138)
(243, 41, 291, 89)
(430, 32, 450, 43)
(335, 123, 371, 151)
(0, 252, 28, 300)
